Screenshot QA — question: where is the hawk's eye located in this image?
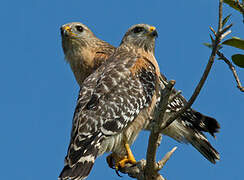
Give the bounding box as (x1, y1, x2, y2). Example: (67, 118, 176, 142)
(133, 27, 144, 33)
(76, 25, 84, 32)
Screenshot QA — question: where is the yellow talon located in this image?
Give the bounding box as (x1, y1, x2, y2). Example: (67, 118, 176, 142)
(115, 141, 136, 169)
(106, 138, 136, 173)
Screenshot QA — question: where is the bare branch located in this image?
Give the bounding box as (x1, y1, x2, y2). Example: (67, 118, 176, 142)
(210, 34, 214, 43)
(221, 24, 233, 35)
(210, 26, 217, 36)
(221, 30, 232, 39)
(218, 0, 223, 31)
(237, 0, 244, 15)
(119, 159, 146, 180)
(157, 80, 176, 130)
(156, 147, 177, 170)
(159, 0, 227, 132)
(217, 50, 244, 92)
(144, 80, 175, 180)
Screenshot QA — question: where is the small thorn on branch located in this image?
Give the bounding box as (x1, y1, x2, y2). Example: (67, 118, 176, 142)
(210, 26, 217, 36)
(157, 146, 177, 171)
(221, 23, 232, 34)
(210, 34, 214, 43)
(217, 50, 244, 92)
(221, 30, 231, 40)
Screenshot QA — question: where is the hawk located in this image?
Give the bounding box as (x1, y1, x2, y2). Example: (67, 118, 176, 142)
(60, 22, 114, 86)
(59, 24, 161, 180)
(60, 22, 220, 164)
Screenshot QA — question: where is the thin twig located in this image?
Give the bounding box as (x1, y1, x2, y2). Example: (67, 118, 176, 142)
(221, 30, 232, 39)
(221, 24, 233, 35)
(236, 0, 244, 14)
(157, 80, 176, 130)
(217, 50, 244, 92)
(218, 0, 223, 31)
(157, 147, 177, 170)
(210, 26, 217, 36)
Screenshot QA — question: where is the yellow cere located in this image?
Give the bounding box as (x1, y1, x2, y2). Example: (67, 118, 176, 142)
(64, 26, 71, 32)
(64, 26, 77, 36)
(149, 26, 156, 32)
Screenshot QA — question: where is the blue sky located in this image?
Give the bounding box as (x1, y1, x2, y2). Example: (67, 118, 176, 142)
(0, 0, 243, 180)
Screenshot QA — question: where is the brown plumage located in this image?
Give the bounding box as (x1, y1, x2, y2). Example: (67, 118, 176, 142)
(59, 24, 160, 180)
(60, 22, 220, 167)
(60, 22, 115, 85)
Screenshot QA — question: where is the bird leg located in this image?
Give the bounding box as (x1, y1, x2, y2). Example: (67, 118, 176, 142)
(115, 141, 136, 169)
(106, 137, 136, 171)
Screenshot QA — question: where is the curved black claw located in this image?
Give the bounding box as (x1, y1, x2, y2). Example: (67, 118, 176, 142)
(106, 154, 116, 169)
(115, 168, 123, 177)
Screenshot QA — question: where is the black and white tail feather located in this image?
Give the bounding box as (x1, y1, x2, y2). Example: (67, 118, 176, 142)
(59, 132, 103, 180)
(164, 109, 220, 163)
(159, 74, 220, 163)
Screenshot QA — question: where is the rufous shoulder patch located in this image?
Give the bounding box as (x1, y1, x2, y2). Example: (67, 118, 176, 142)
(130, 58, 150, 76)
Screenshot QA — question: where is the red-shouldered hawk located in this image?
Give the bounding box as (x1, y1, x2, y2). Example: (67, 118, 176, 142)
(59, 24, 161, 180)
(60, 22, 115, 86)
(60, 22, 220, 165)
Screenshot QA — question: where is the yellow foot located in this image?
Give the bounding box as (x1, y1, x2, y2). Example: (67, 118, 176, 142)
(106, 138, 137, 176)
(115, 143, 136, 169)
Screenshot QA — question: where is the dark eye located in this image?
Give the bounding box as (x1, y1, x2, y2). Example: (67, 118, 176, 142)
(133, 27, 144, 33)
(75, 25, 83, 32)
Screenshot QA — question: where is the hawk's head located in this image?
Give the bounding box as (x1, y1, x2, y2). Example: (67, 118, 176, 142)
(120, 24, 158, 53)
(60, 22, 95, 39)
(60, 22, 97, 54)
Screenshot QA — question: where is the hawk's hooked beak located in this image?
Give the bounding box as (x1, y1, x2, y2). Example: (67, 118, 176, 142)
(60, 25, 76, 37)
(148, 26, 158, 38)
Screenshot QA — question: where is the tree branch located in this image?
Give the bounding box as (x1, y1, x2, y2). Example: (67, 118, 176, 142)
(144, 80, 176, 179)
(119, 147, 177, 180)
(119, 159, 147, 180)
(218, 0, 223, 31)
(217, 50, 244, 92)
(237, 0, 244, 15)
(159, 0, 232, 132)
(156, 147, 177, 170)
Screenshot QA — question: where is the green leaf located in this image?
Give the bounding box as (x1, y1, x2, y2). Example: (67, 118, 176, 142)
(232, 54, 244, 68)
(203, 43, 212, 49)
(222, 37, 244, 50)
(222, 14, 231, 27)
(223, 0, 241, 12)
(203, 43, 223, 50)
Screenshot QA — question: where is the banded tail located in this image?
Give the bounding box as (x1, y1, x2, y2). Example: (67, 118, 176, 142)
(163, 108, 220, 163)
(59, 133, 102, 180)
